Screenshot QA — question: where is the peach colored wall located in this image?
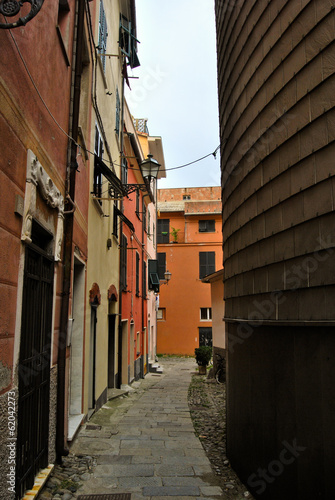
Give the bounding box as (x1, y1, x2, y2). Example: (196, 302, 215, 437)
(157, 189, 223, 355)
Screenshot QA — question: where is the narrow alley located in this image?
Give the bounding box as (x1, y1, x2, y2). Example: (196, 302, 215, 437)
(39, 358, 250, 500)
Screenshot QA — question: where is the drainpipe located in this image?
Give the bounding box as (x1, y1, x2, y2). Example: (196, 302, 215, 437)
(117, 60, 126, 388)
(56, 0, 85, 461)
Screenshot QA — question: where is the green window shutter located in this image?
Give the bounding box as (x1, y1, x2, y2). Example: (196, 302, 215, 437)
(136, 252, 140, 296)
(199, 252, 215, 279)
(157, 253, 166, 279)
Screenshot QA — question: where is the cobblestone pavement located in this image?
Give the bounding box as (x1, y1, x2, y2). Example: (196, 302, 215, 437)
(39, 357, 252, 499)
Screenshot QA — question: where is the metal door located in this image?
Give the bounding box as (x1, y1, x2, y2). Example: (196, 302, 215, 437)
(16, 245, 54, 498)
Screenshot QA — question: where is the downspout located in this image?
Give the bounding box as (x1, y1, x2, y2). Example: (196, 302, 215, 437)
(56, 0, 85, 461)
(117, 64, 126, 388)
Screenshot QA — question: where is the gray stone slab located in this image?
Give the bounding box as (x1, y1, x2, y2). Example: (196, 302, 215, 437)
(118, 476, 163, 488)
(132, 455, 162, 464)
(199, 486, 224, 496)
(97, 455, 131, 464)
(162, 477, 209, 487)
(162, 456, 210, 466)
(142, 486, 200, 496)
(119, 448, 152, 456)
(93, 464, 154, 477)
(155, 465, 195, 477)
(120, 439, 165, 448)
(192, 465, 214, 476)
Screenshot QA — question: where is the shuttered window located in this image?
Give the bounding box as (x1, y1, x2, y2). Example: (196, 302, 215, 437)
(199, 252, 215, 279)
(98, 1, 108, 71)
(157, 253, 166, 279)
(136, 252, 140, 296)
(120, 234, 127, 291)
(158, 219, 169, 243)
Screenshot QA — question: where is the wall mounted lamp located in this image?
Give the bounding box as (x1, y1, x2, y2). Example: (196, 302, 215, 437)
(123, 154, 161, 196)
(160, 270, 172, 285)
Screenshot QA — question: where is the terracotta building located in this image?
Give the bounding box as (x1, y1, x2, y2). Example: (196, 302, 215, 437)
(0, 1, 78, 497)
(157, 187, 223, 355)
(215, 0, 335, 498)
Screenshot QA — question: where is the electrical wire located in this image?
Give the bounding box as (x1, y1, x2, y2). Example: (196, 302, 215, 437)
(7, 20, 221, 175)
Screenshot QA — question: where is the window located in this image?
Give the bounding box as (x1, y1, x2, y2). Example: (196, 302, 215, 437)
(183, 195, 191, 200)
(136, 252, 140, 296)
(143, 260, 147, 298)
(157, 308, 166, 321)
(93, 125, 103, 202)
(120, 234, 127, 290)
(199, 327, 212, 347)
(115, 87, 120, 136)
(157, 219, 170, 243)
(142, 199, 147, 231)
(199, 252, 215, 279)
(199, 220, 215, 232)
(119, 14, 140, 69)
(98, 0, 108, 71)
(147, 210, 151, 236)
(112, 202, 118, 238)
(157, 253, 166, 280)
(121, 157, 128, 185)
(148, 259, 160, 293)
(135, 189, 140, 217)
(200, 308, 212, 321)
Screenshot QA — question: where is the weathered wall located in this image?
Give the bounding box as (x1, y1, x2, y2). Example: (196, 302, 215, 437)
(216, 0, 335, 497)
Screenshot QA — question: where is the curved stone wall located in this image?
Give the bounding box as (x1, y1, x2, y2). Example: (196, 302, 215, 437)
(216, 0, 335, 324)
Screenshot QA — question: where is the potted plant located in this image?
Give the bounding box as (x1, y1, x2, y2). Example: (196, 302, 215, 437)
(170, 226, 180, 243)
(195, 346, 212, 375)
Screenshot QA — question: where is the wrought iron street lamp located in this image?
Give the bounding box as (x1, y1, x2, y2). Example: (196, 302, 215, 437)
(122, 154, 161, 196)
(160, 270, 172, 285)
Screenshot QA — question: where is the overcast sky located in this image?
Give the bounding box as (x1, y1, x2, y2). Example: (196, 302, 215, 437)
(125, 0, 220, 189)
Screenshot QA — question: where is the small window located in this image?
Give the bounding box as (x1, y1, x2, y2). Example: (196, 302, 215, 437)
(158, 219, 170, 243)
(183, 195, 191, 200)
(199, 252, 215, 279)
(157, 308, 166, 321)
(199, 220, 215, 232)
(200, 308, 212, 321)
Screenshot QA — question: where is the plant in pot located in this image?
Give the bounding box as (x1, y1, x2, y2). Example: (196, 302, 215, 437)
(171, 226, 180, 243)
(195, 346, 212, 375)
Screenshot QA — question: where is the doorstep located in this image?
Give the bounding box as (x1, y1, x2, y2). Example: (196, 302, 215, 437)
(22, 464, 54, 500)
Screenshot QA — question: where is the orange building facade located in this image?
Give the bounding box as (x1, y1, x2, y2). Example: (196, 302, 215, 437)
(157, 187, 223, 355)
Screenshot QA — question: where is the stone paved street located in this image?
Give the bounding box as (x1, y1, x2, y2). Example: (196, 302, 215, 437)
(42, 357, 229, 499)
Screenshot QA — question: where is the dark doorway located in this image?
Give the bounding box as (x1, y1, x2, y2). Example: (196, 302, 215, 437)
(16, 242, 54, 498)
(88, 306, 97, 411)
(108, 314, 116, 388)
(199, 327, 212, 347)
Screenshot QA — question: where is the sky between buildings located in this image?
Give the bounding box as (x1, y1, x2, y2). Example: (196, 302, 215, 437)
(125, 0, 220, 189)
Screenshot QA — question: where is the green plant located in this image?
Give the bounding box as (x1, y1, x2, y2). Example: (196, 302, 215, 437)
(194, 346, 212, 367)
(170, 226, 180, 242)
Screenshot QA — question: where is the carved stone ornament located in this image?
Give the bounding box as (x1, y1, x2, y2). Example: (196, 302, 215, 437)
(0, 0, 44, 30)
(108, 284, 118, 302)
(89, 283, 101, 306)
(21, 150, 64, 261)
